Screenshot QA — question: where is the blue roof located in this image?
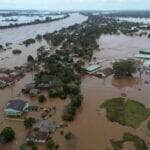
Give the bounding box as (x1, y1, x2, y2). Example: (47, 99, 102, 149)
(6, 99, 27, 111)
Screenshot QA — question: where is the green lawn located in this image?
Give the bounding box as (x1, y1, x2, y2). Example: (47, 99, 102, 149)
(101, 97, 150, 128)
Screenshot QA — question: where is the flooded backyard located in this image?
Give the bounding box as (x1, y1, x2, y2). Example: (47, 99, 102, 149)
(1, 22, 150, 149)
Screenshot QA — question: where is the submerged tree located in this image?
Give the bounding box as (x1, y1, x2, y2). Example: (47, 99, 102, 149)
(113, 60, 136, 77)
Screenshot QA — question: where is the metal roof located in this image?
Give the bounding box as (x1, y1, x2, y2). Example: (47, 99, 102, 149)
(6, 99, 27, 111)
(86, 64, 101, 72)
(134, 54, 150, 59)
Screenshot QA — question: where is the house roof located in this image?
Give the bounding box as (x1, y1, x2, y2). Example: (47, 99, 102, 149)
(26, 131, 48, 143)
(33, 119, 59, 133)
(134, 54, 150, 59)
(86, 64, 102, 72)
(6, 99, 27, 111)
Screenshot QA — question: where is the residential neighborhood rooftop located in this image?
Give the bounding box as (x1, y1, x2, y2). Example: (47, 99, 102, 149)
(6, 99, 27, 111)
(33, 119, 59, 133)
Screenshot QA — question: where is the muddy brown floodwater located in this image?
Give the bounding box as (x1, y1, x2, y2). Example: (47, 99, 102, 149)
(1, 34, 150, 150)
(54, 34, 150, 150)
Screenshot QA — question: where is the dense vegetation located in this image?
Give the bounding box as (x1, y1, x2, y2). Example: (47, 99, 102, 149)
(43, 15, 112, 61)
(111, 132, 148, 150)
(113, 60, 137, 77)
(35, 49, 83, 121)
(101, 97, 150, 128)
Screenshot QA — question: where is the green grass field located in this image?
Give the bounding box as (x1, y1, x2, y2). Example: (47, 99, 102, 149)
(101, 97, 150, 128)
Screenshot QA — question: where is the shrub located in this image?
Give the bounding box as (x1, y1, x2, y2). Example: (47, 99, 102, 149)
(147, 120, 150, 130)
(1, 127, 15, 142)
(23, 38, 35, 46)
(38, 95, 47, 103)
(47, 138, 55, 150)
(12, 49, 22, 55)
(24, 117, 36, 128)
(65, 132, 74, 140)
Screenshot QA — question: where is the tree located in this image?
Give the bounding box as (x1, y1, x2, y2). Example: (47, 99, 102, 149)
(1, 127, 15, 142)
(65, 132, 74, 140)
(113, 60, 136, 77)
(27, 140, 37, 150)
(47, 138, 55, 150)
(24, 117, 36, 128)
(27, 55, 34, 63)
(147, 120, 150, 130)
(38, 95, 47, 103)
(36, 34, 42, 41)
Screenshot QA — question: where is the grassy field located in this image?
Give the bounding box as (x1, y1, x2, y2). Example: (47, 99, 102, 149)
(111, 132, 148, 150)
(101, 97, 150, 128)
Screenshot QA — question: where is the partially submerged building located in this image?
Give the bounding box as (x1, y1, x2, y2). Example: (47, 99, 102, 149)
(26, 119, 59, 143)
(33, 119, 59, 133)
(139, 49, 150, 55)
(85, 64, 102, 74)
(144, 60, 150, 69)
(134, 49, 150, 60)
(94, 67, 113, 78)
(26, 131, 48, 143)
(4, 99, 29, 117)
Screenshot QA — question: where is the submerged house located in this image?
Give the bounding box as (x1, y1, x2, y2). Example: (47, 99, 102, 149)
(26, 119, 59, 143)
(33, 119, 59, 133)
(26, 131, 48, 143)
(4, 99, 29, 117)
